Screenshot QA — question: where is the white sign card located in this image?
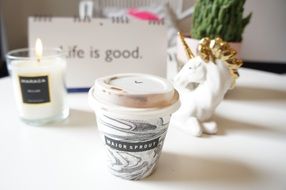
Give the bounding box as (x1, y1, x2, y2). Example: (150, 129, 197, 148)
(28, 17, 167, 91)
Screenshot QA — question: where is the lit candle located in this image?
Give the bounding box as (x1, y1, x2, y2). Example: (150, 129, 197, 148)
(6, 39, 69, 125)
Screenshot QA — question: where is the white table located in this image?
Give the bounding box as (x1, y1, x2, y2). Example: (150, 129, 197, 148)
(0, 68, 286, 190)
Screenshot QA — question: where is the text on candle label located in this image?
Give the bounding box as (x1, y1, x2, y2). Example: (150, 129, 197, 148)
(19, 75, 50, 104)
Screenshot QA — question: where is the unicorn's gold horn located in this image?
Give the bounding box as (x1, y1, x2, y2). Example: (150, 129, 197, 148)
(178, 32, 194, 59)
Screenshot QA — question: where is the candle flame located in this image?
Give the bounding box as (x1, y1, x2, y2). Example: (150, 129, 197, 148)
(35, 38, 43, 62)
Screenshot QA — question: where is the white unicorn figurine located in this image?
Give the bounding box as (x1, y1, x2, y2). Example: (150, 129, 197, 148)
(171, 33, 243, 136)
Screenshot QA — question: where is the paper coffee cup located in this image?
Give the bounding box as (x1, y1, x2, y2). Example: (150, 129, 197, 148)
(89, 73, 180, 180)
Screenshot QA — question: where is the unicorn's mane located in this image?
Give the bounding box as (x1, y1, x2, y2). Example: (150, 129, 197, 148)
(197, 37, 243, 87)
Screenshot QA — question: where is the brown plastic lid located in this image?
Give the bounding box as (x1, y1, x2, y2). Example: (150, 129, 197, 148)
(92, 73, 179, 109)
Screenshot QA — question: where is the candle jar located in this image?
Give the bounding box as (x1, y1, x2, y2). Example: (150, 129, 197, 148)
(6, 48, 69, 125)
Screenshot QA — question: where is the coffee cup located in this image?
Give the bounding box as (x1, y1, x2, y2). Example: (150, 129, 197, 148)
(88, 73, 180, 180)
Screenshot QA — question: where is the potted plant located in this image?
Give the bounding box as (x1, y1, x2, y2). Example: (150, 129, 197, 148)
(177, 0, 252, 63)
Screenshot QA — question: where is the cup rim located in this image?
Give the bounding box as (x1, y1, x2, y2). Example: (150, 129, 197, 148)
(6, 48, 65, 60)
(88, 86, 180, 119)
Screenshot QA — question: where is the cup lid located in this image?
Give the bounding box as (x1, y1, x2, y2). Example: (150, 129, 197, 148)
(91, 73, 179, 109)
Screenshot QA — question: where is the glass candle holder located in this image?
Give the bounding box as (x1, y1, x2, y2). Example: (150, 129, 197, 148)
(6, 47, 69, 125)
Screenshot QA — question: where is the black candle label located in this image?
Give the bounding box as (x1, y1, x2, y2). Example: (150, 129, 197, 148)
(105, 136, 159, 152)
(19, 75, 50, 104)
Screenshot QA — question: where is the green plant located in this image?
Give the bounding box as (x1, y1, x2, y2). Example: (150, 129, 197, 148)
(191, 0, 252, 42)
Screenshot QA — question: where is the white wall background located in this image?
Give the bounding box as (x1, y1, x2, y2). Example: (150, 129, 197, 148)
(242, 0, 286, 63)
(1, 0, 286, 63)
